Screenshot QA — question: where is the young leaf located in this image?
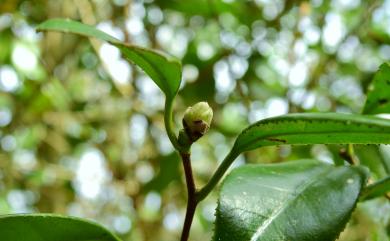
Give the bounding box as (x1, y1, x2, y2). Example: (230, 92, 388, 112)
(36, 18, 181, 100)
(214, 160, 368, 241)
(234, 113, 390, 153)
(363, 62, 390, 114)
(0, 214, 121, 241)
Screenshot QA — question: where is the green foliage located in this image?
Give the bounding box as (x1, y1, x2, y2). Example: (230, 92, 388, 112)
(197, 113, 390, 199)
(362, 176, 390, 200)
(214, 160, 368, 241)
(233, 113, 390, 153)
(2, 1, 390, 239)
(28, 18, 390, 241)
(0, 214, 121, 241)
(37, 19, 182, 101)
(363, 62, 390, 115)
(36, 19, 118, 42)
(354, 145, 390, 178)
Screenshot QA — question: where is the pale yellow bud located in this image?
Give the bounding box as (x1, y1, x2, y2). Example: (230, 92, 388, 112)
(183, 102, 213, 141)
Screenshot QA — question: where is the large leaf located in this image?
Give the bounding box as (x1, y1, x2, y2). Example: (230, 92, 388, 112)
(214, 160, 368, 241)
(36, 19, 181, 100)
(0, 214, 121, 241)
(233, 113, 390, 153)
(363, 62, 390, 114)
(195, 113, 390, 202)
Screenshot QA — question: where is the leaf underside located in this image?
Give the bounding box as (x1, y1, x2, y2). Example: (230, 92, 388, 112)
(233, 113, 390, 154)
(214, 160, 368, 241)
(0, 214, 121, 241)
(36, 18, 181, 100)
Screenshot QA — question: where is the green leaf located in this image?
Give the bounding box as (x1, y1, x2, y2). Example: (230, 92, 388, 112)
(361, 175, 390, 200)
(195, 113, 390, 202)
(0, 214, 121, 241)
(363, 62, 390, 114)
(214, 160, 368, 241)
(36, 18, 181, 100)
(354, 145, 390, 178)
(233, 113, 390, 153)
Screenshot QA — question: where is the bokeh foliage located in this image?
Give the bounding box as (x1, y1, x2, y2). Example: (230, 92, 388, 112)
(0, 0, 390, 240)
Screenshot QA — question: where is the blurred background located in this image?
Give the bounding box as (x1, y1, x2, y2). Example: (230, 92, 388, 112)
(0, 0, 390, 240)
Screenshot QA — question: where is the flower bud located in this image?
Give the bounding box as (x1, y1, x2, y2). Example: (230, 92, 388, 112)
(183, 102, 213, 142)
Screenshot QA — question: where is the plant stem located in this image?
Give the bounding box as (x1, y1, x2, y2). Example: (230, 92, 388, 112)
(162, 98, 198, 240)
(180, 152, 198, 241)
(164, 98, 182, 152)
(339, 144, 359, 165)
(196, 149, 239, 202)
(347, 144, 359, 165)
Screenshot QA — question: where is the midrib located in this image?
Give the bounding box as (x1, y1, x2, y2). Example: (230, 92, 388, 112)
(249, 167, 331, 241)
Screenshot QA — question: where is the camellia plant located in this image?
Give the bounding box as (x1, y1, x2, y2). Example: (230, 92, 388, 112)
(1, 18, 390, 241)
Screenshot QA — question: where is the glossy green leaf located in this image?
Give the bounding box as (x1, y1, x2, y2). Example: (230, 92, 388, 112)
(196, 113, 390, 202)
(36, 19, 181, 100)
(0, 214, 121, 241)
(233, 113, 390, 153)
(214, 160, 368, 241)
(363, 62, 390, 114)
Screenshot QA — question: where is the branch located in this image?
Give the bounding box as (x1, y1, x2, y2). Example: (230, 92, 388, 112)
(180, 153, 198, 241)
(164, 98, 182, 152)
